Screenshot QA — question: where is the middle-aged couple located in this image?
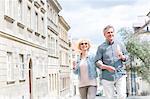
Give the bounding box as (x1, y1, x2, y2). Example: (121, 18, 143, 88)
(73, 25, 129, 99)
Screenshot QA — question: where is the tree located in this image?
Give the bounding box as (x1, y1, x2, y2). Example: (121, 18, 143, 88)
(118, 27, 150, 84)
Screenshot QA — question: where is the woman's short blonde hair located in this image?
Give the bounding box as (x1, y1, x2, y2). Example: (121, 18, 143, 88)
(77, 39, 91, 51)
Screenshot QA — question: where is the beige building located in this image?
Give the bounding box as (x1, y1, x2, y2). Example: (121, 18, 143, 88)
(47, 0, 61, 98)
(58, 16, 71, 98)
(0, 0, 48, 99)
(0, 0, 71, 99)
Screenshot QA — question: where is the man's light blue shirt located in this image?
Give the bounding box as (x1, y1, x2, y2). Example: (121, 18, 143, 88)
(95, 40, 129, 81)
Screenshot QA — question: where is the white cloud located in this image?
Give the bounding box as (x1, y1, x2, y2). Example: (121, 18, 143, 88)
(59, 0, 150, 46)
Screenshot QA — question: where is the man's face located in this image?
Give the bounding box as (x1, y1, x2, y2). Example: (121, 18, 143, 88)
(104, 28, 115, 42)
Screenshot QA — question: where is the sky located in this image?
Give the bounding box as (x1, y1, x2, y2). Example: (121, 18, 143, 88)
(58, 0, 150, 47)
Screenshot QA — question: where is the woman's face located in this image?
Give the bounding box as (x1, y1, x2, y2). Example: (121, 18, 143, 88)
(79, 41, 90, 51)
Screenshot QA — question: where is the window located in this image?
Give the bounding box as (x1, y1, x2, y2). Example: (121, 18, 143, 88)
(52, 10, 54, 22)
(48, 35, 58, 56)
(47, 4, 52, 20)
(5, 0, 13, 17)
(59, 51, 62, 64)
(42, 58, 46, 76)
(7, 52, 14, 81)
(56, 40, 58, 56)
(66, 53, 68, 65)
(35, 12, 38, 32)
(52, 74, 54, 90)
(63, 78, 65, 89)
(36, 57, 40, 77)
(18, 0, 23, 22)
(27, 6, 31, 28)
(38, 58, 43, 76)
(19, 54, 25, 80)
(41, 17, 44, 35)
(54, 74, 56, 90)
(55, 13, 58, 24)
(49, 74, 52, 91)
(50, 36, 55, 55)
(63, 52, 65, 65)
(48, 35, 53, 54)
(50, 9, 52, 20)
(48, 35, 51, 51)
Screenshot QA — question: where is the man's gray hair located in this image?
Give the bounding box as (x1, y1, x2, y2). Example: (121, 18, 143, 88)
(103, 25, 114, 33)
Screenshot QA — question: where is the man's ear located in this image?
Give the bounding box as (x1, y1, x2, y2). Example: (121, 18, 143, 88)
(104, 32, 106, 36)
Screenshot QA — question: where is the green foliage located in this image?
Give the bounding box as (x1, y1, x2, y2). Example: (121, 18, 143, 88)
(127, 39, 150, 65)
(118, 28, 150, 84)
(117, 27, 134, 43)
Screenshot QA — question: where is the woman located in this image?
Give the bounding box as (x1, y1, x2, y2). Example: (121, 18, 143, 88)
(73, 39, 97, 99)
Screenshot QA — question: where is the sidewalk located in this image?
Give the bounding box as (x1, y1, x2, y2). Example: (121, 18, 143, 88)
(70, 95, 79, 99)
(70, 95, 150, 99)
(128, 96, 150, 99)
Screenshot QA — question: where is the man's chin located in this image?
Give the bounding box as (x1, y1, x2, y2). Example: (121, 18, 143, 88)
(108, 39, 113, 42)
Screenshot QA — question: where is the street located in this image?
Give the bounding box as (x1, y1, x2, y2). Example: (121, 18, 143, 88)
(70, 95, 150, 99)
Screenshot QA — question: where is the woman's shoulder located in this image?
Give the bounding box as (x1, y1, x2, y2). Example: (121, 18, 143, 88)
(87, 52, 96, 60)
(88, 51, 95, 56)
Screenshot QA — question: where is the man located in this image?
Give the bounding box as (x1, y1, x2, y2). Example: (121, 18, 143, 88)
(95, 25, 128, 99)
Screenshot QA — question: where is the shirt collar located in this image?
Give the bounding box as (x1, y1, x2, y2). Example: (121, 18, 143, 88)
(106, 40, 114, 45)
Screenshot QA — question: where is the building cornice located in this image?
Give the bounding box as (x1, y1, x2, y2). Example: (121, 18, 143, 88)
(134, 20, 150, 34)
(47, 0, 62, 12)
(146, 11, 150, 17)
(60, 44, 69, 50)
(59, 37, 69, 44)
(47, 25, 59, 35)
(59, 16, 70, 31)
(0, 30, 47, 51)
(134, 11, 150, 34)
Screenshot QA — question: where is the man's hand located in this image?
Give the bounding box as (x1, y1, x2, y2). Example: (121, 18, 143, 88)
(116, 45, 126, 61)
(106, 66, 116, 72)
(118, 54, 126, 61)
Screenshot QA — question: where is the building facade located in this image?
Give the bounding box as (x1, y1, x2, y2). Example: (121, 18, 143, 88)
(69, 38, 80, 96)
(58, 16, 71, 98)
(47, 0, 61, 98)
(0, 0, 48, 99)
(0, 0, 71, 99)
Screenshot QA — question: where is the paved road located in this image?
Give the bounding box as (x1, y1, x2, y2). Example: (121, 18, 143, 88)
(128, 96, 150, 99)
(70, 95, 150, 99)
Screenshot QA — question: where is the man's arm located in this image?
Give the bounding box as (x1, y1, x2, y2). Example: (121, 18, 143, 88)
(95, 45, 116, 72)
(120, 42, 129, 62)
(96, 60, 116, 72)
(95, 46, 103, 69)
